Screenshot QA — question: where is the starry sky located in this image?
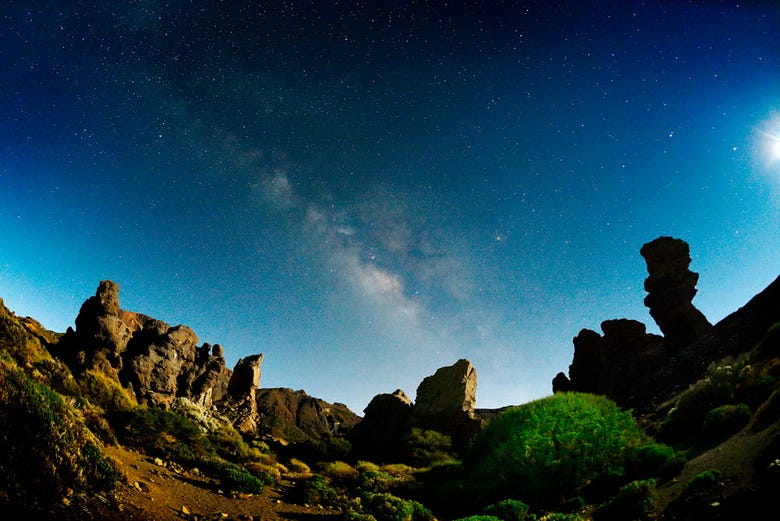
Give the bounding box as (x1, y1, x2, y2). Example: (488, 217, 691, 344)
(2, 1, 779, 413)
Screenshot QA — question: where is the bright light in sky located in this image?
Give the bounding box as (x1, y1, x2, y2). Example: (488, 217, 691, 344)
(758, 113, 780, 169)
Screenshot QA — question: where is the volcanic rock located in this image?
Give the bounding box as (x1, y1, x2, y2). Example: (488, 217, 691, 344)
(228, 354, 263, 399)
(640, 236, 712, 346)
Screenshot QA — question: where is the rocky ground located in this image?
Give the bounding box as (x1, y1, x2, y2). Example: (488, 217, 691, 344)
(104, 444, 336, 521)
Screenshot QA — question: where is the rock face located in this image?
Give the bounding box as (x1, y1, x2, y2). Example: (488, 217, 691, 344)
(254, 388, 361, 442)
(640, 237, 712, 347)
(351, 359, 483, 461)
(57, 281, 230, 408)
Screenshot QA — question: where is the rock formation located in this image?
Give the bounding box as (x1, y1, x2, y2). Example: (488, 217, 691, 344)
(554, 238, 780, 411)
(640, 236, 712, 347)
(56, 280, 230, 408)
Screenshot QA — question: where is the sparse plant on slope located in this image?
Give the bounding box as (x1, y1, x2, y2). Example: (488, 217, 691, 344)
(0, 356, 118, 514)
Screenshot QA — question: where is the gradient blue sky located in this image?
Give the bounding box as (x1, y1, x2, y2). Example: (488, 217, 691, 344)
(1, 1, 779, 412)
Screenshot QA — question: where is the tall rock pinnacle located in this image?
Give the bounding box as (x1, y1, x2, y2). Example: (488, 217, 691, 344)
(640, 237, 712, 346)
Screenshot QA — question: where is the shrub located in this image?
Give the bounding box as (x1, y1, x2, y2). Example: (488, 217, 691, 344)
(206, 460, 268, 494)
(702, 403, 751, 438)
(359, 492, 435, 521)
(324, 460, 360, 483)
(466, 393, 652, 506)
(111, 405, 212, 462)
(81, 369, 137, 413)
(454, 517, 503, 521)
(302, 474, 339, 506)
(483, 498, 530, 521)
(659, 365, 736, 440)
(540, 514, 583, 521)
(625, 443, 685, 480)
(288, 457, 313, 477)
(594, 479, 656, 521)
(684, 469, 722, 496)
(404, 428, 456, 467)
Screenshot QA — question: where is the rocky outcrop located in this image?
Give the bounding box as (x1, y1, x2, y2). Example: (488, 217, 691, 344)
(640, 237, 712, 347)
(56, 281, 229, 408)
(351, 359, 484, 461)
(253, 388, 361, 443)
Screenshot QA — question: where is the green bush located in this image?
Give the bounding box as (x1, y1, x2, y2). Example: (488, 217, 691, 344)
(404, 428, 456, 467)
(209, 460, 268, 494)
(358, 492, 435, 521)
(453, 517, 503, 521)
(303, 475, 339, 506)
(702, 404, 751, 438)
(483, 498, 530, 521)
(111, 405, 212, 462)
(659, 365, 736, 440)
(624, 443, 685, 480)
(684, 469, 722, 496)
(466, 393, 652, 506)
(594, 478, 656, 521)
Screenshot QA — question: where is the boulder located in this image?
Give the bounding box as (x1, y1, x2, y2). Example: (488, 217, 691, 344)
(412, 359, 483, 449)
(640, 237, 712, 346)
(415, 358, 477, 417)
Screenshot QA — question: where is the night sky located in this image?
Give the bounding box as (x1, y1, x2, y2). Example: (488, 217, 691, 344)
(2, 1, 779, 412)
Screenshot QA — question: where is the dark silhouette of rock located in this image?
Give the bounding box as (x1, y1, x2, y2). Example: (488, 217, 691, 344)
(56, 281, 229, 408)
(552, 372, 572, 393)
(554, 238, 780, 412)
(350, 389, 413, 461)
(558, 319, 665, 407)
(640, 237, 712, 346)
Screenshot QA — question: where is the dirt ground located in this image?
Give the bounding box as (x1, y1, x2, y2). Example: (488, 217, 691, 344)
(104, 445, 338, 521)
